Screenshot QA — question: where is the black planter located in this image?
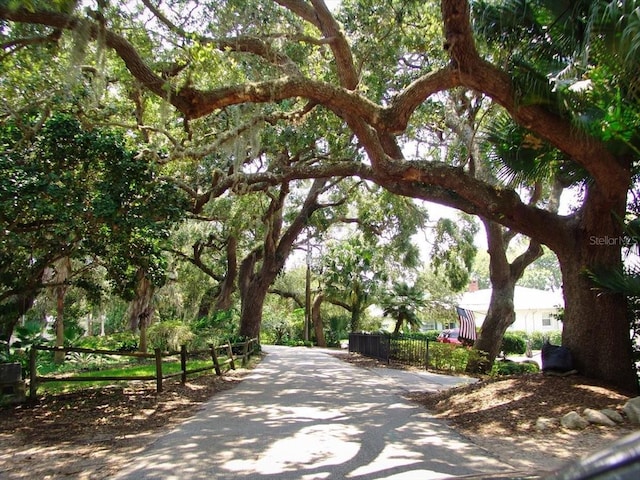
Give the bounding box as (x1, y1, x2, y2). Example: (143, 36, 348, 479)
(0, 362, 22, 383)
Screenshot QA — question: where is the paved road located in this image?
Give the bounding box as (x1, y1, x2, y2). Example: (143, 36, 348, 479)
(115, 345, 508, 480)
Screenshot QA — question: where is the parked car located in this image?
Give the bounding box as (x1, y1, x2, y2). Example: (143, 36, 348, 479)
(437, 328, 462, 345)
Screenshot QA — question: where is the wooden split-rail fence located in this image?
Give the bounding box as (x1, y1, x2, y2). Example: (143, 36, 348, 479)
(28, 338, 259, 399)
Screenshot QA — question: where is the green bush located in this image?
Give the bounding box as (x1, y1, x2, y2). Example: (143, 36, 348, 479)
(501, 332, 526, 355)
(391, 331, 432, 341)
(147, 320, 194, 352)
(427, 342, 468, 372)
(527, 331, 562, 350)
(423, 330, 441, 342)
(326, 315, 349, 348)
(490, 360, 540, 376)
(75, 332, 138, 352)
(190, 309, 238, 348)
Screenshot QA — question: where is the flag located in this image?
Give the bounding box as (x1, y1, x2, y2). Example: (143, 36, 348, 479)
(456, 306, 477, 343)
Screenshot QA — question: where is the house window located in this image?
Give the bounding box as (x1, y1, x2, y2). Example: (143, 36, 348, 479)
(422, 321, 436, 331)
(542, 317, 551, 327)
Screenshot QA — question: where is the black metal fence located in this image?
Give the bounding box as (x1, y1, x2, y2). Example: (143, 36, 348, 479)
(349, 332, 429, 368)
(348, 332, 390, 362)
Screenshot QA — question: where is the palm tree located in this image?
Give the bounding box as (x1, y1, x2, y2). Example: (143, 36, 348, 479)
(380, 282, 426, 335)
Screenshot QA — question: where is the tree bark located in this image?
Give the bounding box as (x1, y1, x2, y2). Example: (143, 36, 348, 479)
(312, 293, 326, 347)
(555, 200, 636, 392)
(238, 179, 329, 339)
(467, 220, 543, 373)
(214, 235, 238, 311)
(127, 270, 155, 353)
(50, 257, 71, 364)
(0, 294, 35, 345)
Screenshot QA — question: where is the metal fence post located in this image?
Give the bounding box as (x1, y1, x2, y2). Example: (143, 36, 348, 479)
(425, 339, 430, 370)
(386, 335, 391, 364)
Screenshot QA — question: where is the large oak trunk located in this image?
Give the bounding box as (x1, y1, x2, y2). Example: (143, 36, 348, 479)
(470, 284, 516, 372)
(466, 220, 542, 373)
(238, 180, 328, 341)
(557, 243, 637, 393)
(238, 273, 270, 340)
(312, 293, 327, 347)
(553, 180, 638, 393)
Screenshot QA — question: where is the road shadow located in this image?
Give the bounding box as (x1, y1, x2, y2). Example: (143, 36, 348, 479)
(115, 345, 509, 480)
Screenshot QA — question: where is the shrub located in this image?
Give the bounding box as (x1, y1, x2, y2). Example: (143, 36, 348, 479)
(392, 331, 432, 341)
(527, 331, 562, 350)
(427, 342, 468, 371)
(147, 320, 194, 352)
(423, 330, 441, 342)
(190, 309, 238, 348)
(501, 332, 526, 355)
(326, 315, 349, 347)
(490, 359, 540, 376)
(76, 332, 138, 352)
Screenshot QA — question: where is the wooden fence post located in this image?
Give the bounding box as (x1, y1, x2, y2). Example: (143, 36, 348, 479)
(155, 348, 163, 393)
(29, 347, 38, 400)
(210, 344, 222, 376)
(180, 345, 187, 384)
(226, 341, 236, 370)
(241, 339, 249, 367)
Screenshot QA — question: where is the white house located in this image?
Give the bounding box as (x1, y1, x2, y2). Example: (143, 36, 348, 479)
(458, 286, 564, 334)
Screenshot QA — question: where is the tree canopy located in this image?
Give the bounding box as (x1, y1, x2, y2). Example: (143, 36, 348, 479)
(1, 0, 639, 391)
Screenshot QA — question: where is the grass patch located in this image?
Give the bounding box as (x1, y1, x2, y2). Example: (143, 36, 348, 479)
(37, 358, 221, 395)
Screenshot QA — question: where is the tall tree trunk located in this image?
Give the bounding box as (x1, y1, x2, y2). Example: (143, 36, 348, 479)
(196, 286, 217, 320)
(50, 257, 72, 364)
(0, 293, 35, 345)
(467, 219, 543, 373)
(238, 179, 329, 339)
(312, 293, 326, 347)
(127, 270, 155, 353)
(557, 232, 636, 393)
(214, 235, 238, 311)
(350, 305, 362, 333)
(470, 284, 516, 372)
(238, 278, 269, 340)
(54, 292, 65, 363)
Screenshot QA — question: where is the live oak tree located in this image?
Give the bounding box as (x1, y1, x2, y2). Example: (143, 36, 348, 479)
(442, 90, 551, 371)
(0, 114, 188, 346)
(237, 178, 338, 339)
(1, 1, 639, 390)
(267, 179, 426, 342)
(320, 186, 426, 332)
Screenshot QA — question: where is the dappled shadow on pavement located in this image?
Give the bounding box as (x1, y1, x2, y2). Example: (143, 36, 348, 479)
(114, 346, 507, 480)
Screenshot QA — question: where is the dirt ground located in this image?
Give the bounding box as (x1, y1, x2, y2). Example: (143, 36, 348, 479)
(340, 353, 637, 473)
(0, 351, 637, 478)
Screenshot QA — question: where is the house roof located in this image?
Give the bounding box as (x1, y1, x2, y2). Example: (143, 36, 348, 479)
(458, 286, 564, 314)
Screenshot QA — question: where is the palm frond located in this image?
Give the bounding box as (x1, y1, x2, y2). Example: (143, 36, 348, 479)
(482, 112, 588, 188)
(589, 264, 640, 297)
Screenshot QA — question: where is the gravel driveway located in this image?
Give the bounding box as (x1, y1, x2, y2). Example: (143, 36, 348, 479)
(114, 345, 509, 480)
